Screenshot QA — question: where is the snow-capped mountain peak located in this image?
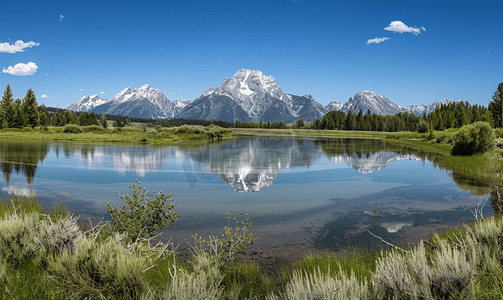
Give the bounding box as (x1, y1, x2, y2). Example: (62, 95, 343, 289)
(67, 94, 108, 112)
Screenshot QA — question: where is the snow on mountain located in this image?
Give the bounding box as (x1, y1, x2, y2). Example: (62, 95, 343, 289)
(80, 84, 177, 119)
(66, 74, 464, 122)
(402, 98, 459, 116)
(341, 91, 402, 115)
(326, 100, 343, 112)
(179, 69, 331, 122)
(67, 95, 108, 112)
(211, 69, 293, 119)
(288, 94, 327, 122)
(172, 100, 192, 116)
(330, 91, 460, 117)
(178, 69, 297, 122)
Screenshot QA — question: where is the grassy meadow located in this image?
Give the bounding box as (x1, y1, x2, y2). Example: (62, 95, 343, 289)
(0, 123, 235, 144)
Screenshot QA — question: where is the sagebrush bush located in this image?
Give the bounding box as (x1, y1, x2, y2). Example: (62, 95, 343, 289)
(0, 212, 41, 267)
(451, 121, 495, 155)
(37, 215, 81, 256)
(160, 252, 223, 300)
(63, 124, 83, 134)
(47, 234, 152, 299)
(272, 266, 369, 300)
(373, 241, 475, 299)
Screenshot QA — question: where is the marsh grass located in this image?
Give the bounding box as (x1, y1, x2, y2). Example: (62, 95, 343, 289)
(222, 262, 275, 299)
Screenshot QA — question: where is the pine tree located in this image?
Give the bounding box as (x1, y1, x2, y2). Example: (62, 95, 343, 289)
(1, 84, 14, 128)
(346, 110, 355, 131)
(12, 98, 25, 128)
(22, 89, 39, 127)
(489, 82, 503, 128)
(100, 112, 108, 129)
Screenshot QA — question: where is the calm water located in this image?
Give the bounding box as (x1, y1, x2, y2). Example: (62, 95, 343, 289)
(0, 137, 494, 251)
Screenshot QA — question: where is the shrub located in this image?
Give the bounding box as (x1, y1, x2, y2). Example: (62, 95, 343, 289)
(494, 128, 503, 138)
(39, 125, 48, 131)
(451, 122, 495, 155)
(106, 180, 180, 244)
(63, 124, 82, 134)
(372, 242, 475, 299)
(417, 122, 429, 133)
(160, 253, 223, 300)
(192, 213, 258, 267)
(47, 234, 152, 299)
(274, 266, 369, 300)
(81, 125, 107, 133)
(0, 212, 41, 267)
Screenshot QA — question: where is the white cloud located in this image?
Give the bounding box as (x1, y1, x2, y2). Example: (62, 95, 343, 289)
(80, 88, 84, 91)
(100, 91, 105, 94)
(384, 21, 425, 35)
(59, 14, 65, 22)
(2, 62, 38, 76)
(0, 40, 40, 53)
(367, 37, 390, 44)
(41, 94, 49, 98)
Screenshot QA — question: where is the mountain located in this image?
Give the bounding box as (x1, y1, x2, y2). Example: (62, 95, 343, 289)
(402, 98, 459, 116)
(67, 71, 463, 122)
(175, 93, 253, 123)
(90, 84, 177, 119)
(326, 100, 343, 112)
(172, 100, 191, 116)
(67, 94, 108, 112)
(287, 94, 328, 122)
(178, 69, 299, 123)
(334, 91, 459, 117)
(341, 91, 402, 115)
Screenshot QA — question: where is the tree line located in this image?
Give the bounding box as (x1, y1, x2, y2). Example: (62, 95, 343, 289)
(2, 82, 502, 132)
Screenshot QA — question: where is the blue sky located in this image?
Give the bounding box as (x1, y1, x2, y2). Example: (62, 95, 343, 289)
(1, 0, 501, 108)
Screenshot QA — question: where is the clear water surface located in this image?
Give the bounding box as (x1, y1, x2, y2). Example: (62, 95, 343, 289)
(0, 136, 494, 251)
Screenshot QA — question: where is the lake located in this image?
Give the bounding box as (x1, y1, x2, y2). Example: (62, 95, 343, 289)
(0, 136, 494, 262)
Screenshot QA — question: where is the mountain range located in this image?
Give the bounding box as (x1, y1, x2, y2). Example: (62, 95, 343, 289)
(66, 69, 458, 122)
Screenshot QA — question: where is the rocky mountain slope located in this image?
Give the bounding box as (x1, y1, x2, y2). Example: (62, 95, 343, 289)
(66, 70, 460, 121)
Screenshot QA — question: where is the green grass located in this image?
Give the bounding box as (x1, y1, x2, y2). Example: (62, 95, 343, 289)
(0, 124, 235, 145)
(2, 195, 503, 299)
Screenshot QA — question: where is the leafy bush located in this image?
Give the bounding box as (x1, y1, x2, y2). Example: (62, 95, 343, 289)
(494, 128, 503, 138)
(192, 213, 258, 267)
(62, 124, 83, 134)
(39, 125, 48, 131)
(451, 121, 495, 155)
(106, 180, 180, 244)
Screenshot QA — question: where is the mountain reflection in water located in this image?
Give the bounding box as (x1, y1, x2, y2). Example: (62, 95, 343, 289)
(186, 137, 423, 192)
(0, 137, 491, 196)
(0, 136, 497, 252)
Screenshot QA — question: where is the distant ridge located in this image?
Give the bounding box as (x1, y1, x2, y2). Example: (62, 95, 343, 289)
(66, 69, 461, 121)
